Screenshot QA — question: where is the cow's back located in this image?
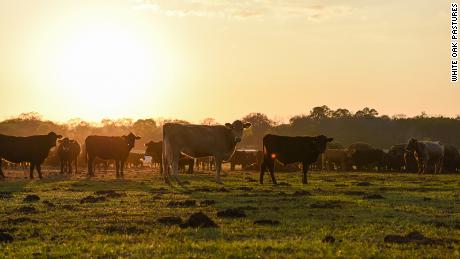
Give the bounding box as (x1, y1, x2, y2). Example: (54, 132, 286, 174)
(0, 134, 53, 163)
(263, 134, 317, 163)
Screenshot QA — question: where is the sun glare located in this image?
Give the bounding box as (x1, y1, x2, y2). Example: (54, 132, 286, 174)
(54, 22, 165, 117)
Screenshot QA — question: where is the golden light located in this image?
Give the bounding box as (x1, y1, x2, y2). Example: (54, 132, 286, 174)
(53, 20, 167, 117)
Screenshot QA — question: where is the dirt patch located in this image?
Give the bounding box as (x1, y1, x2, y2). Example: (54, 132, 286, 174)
(0, 192, 13, 199)
(217, 187, 230, 192)
(17, 206, 38, 214)
(217, 208, 246, 218)
(384, 231, 459, 245)
(245, 177, 257, 183)
(292, 190, 312, 196)
(23, 194, 40, 202)
(104, 225, 144, 234)
(322, 235, 335, 243)
(254, 219, 280, 226)
(157, 216, 183, 226)
(0, 232, 14, 243)
(94, 190, 126, 198)
(363, 194, 385, 200)
(62, 205, 77, 211)
(167, 200, 197, 208)
(42, 200, 55, 208)
(423, 197, 432, 201)
(80, 195, 107, 204)
(180, 212, 218, 228)
(236, 187, 253, 191)
(345, 191, 365, 196)
(356, 182, 372, 186)
(6, 217, 38, 224)
(310, 201, 342, 209)
(200, 200, 216, 206)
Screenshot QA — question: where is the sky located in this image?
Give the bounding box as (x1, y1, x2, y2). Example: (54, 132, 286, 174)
(0, 0, 456, 123)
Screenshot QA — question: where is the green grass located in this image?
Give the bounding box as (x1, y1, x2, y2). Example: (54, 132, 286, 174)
(1, 168, 459, 258)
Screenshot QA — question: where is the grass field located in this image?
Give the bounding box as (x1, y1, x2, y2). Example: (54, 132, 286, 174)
(0, 168, 459, 258)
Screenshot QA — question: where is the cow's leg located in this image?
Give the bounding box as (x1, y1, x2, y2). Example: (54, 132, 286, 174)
(88, 156, 95, 176)
(74, 159, 78, 174)
(260, 160, 267, 184)
(68, 160, 72, 174)
(0, 160, 5, 178)
(302, 162, 309, 184)
(29, 163, 35, 179)
(267, 160, 277, 185)
(36, 164, 43, 179)
(437, 157, 443, 174)
(188, 160, 194, 174)
(231, 162, 235, 171)
(60, 159, 64, 174)
(215, 158, 223, 184)
(120, 160, 125, 178)
(115, 160, 120, 178)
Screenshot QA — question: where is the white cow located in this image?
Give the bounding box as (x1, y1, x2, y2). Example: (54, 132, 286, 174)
(406, 138, 444, 174)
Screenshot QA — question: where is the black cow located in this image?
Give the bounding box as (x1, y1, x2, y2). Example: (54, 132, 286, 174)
(125, 152, 144, 168)
(229, 149, 261, 171)
(385, 144, 406, 171)
(0, 132, 62, 179)
(260, 134, 333, 184)
(85, 133, 141, 177)
(57, 138, 81, 174)
(443, 144, 460, 172)
(144, 141, 194, 174)
(348, 148, 386, 171)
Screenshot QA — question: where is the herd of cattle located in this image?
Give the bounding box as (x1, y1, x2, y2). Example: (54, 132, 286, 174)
(0, 119, 459, 184)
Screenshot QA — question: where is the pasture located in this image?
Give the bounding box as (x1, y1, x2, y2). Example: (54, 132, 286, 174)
(0, 168, 459, 258)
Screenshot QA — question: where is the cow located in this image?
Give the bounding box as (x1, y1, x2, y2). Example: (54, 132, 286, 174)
(348, 148, 386, 171)
(85, 133, 141, 177)
(125, 152, 144, 168)
(229, 149, 261, 171)
(145, 141, 195, 174)
(385, 144, 407, 171)
(404, 150, 418, 173)
(57, 138, 81, 174)
(322, 148, 348, 171)
(442, 144, 460, 172)
(260, 134, 333, 185)
(406, 138, 444, 174)
(162, 120, 251, 183)
(0, 132, 62, 179)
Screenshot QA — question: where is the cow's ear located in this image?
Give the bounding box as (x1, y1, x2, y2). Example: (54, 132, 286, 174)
(327, 137, 333, 142)
(243, 122, 252, 129)
(57, 135, 63, 139)
(135, 136, 141, 140)
(225, 123, 232, 129)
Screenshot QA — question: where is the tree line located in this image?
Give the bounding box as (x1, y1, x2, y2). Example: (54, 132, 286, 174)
(1, 106, 460, 151)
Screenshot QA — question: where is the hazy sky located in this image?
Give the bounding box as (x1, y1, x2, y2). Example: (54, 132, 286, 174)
(0, 0, 455, 123)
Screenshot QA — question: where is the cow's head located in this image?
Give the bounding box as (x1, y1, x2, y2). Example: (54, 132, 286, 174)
(406, 138, 418, 151)
(225, 120, 252, 143)
(58, 137, 71, 152)
(123, 132, 141, 149)
(48, 132, 63, 147)
(144, 140, 162, 156)
(313, 135, 334, 153)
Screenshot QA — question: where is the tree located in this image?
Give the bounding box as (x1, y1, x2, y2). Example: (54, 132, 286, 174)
(309, 105, 332, 119)
(355, 107, 378, 118)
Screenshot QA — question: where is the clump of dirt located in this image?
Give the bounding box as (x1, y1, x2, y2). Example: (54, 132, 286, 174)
(322, 235, 335, 243)
(245, 177, 257, 183)
(200, 200, 216, 206)
(94, 190, 126, 198)
(6, 217, 38, 224)
(363, 194, 385, 200)
(23, 194, 40, 202)
(17, 206, 38, 214)
(217, 187, 229, 193)
(62, 205, 77, 211)
(180, 212, 218, 228)
(254, 219, 280, 226)
(384, 231, 459, 245)
(423, 197, 432, 201)
(42, 200, 55, 208)
(0, 192, 13, 199)
(157, 216, 183, 226)
(292, 190, 312, 196)
(0, 232, 14, 243)
(104, 225, 144, 234)
(237, 187, 253, 191)
(310, 201, 342, 209)
(356, 182, 372, 186)
(80, 195, 107, 204)
(167, 200, 197, 208)
(345, 191, 365, 196)
(217, 208, 246, 218)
